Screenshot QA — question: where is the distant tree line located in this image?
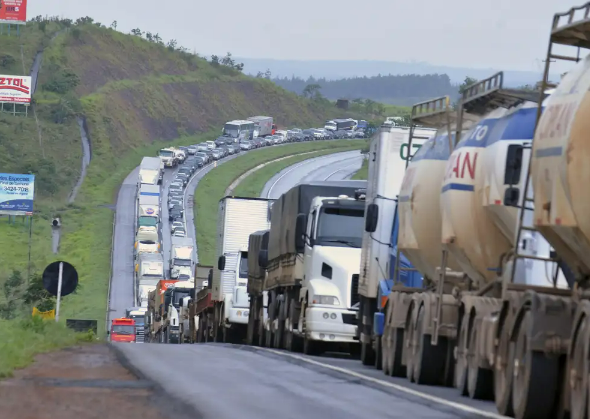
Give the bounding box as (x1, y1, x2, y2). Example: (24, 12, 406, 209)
(271, 74, 459, 105)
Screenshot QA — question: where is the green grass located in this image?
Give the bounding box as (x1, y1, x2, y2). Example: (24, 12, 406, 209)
(195, 141, 365, 265)
(351, 158, 368, 180)
(232, 149, 361, 197)
(0, 317, 91, 378)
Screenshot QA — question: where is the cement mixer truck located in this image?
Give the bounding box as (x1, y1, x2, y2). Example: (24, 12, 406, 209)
(376, 65, 574, 419)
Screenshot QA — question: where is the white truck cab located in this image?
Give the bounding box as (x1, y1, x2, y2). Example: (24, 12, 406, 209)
(223, 246, 251, 325)
(298, 194, 365, 344)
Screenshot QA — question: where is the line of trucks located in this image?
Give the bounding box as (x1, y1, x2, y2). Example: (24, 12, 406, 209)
(143, 4, 590, 418)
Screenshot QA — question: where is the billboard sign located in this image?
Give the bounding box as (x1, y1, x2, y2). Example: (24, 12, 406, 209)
(0, 173, 34, 215)
(0, 0, 28, 24)
(0, 75, 32, 104)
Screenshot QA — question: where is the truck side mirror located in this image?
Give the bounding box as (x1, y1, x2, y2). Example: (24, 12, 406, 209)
(365, 203, 378, 233)
(207, 278, 212, 289)
(106, 330, 110, 335)
(503, 187, 520, 207)
(295, 213, 307, 253)
(218, 255, 226, 271)
(258, 250, 268, 269)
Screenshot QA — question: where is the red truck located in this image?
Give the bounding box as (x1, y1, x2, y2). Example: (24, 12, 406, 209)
(109, 318, 136, 343)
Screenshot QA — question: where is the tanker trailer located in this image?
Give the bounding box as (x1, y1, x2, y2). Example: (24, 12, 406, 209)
(438, 72, 570, 419)
(388, 72, 568, 413)
(519, 8, 590, 419)
(384, 95, 467, 382)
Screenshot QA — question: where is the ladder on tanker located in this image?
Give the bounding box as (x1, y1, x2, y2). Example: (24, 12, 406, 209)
(509, 3, 590, 292)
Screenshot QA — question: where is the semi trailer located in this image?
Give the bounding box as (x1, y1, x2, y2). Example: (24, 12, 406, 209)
(356, 123, 436, 365)
(248, 116, 274, 137)
(247, 181, 367, 354)
(366, 12, 584, 415)
(170, 236, 195, 279)
(138, 156, 163, 186)
(135, 252, 164, 307)
(191, 198, 273, 343)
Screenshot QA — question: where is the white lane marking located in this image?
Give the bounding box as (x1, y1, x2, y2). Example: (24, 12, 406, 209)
(323, 156, 363, 181)
(257, 348, 509, 419)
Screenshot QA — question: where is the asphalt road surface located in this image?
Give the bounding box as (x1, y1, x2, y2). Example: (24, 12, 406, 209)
(110, 143, 502, 419)
(261, 150, 363, 199)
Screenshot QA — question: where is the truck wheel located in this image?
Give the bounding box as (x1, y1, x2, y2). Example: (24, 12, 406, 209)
(273, 299, 285, 349)
(512, 311, 559, 419)
(246, 299, 256, 346)
(455, 314, 470, 395)
(374, 336, 383, 370)
(494, 320, 515, 417)
(467, 317, 493, 399)
(258, 305, 266, 347)
(284, 297, 302, 352)
(359, 298, 375, 366)
(570, 315, 589, 419)
(412, 304, 445, 385)
(304, 334, 322, 355)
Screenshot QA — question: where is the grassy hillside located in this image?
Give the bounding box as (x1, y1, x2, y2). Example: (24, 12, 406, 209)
(0, 17, 360, 326)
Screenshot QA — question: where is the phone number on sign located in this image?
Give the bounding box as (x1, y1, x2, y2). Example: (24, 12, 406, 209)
(2, 185, 30, 193)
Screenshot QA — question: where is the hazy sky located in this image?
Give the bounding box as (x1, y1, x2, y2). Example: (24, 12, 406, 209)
(29, 0, 582, 72)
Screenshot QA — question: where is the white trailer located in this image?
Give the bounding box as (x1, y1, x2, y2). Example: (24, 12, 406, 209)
(138, 156, 163, 186)
(170, 236, 195, 279)
(206, 197, 274, 342)
(135, 252, 164, 306)
(137, 184, 160, 228)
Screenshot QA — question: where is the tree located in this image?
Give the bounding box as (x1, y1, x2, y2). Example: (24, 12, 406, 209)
(167, 39, 178, 51)
(110, 20, 117, 30)
(303, 83, 322, 99)
(131, 28, 143, 36)
(210, 55, 220, 66)
(145, 32, 153, 42)
(153, 33, 163, 44)
(458, 76, 478, 94)
(264, 69, 272, 79)
(256, 71, 264, 78)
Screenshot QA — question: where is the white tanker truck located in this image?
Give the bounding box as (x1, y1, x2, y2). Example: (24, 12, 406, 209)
(373, 5, 590, 418)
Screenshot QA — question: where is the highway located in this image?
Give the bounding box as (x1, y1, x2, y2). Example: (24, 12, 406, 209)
(111, 144, 502, 419)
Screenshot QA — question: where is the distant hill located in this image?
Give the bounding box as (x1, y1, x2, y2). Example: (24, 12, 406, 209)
(238, 58, 560, 88)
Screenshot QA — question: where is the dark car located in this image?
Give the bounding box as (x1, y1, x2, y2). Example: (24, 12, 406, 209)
(215, 136, 228, 147)
(169, 208, 183, 222)
(178, 166, 193, 176)
(302, 129, 314, 141)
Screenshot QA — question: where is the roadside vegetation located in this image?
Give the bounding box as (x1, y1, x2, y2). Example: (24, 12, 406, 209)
(351, 159, 368, 180)
(195, 140, 364, 265)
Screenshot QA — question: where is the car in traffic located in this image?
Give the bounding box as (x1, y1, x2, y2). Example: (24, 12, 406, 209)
(168, 199, 182, 211)
(171, 221, 184, 233)
(169, 208, 183, 222)
(211, 149, 222, 160)
(240, 140, 252, 150)
(173, 227, 186, 237)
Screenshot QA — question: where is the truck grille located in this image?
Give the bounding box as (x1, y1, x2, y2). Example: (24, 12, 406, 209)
(136, 328, 145, 343)
(350, 274, 360, 307)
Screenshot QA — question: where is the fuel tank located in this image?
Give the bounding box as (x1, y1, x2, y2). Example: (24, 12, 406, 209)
(532, 55, 590, 281)
(441, 99, 567, 288)
(398, 130, 462, 281)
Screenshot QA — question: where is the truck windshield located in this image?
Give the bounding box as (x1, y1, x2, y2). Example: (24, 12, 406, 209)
(159, 150, 173, 157)
(223, 124, 240, 138)
(173, 290, 191, 306)
(239, 252, 248, 278)
(173, 259, 191, 267)
(316, 207, 364, 248)
(112, 325, 135, 334)
(139, 216, 157, 226)
(129, 315, 144, 326)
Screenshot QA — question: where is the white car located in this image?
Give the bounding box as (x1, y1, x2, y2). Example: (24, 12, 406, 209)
(171, 221, 184, 233)
(173, 227, 186, 237)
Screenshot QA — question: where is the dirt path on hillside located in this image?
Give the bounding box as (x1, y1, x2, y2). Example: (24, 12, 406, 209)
(0, 344, 196, 419)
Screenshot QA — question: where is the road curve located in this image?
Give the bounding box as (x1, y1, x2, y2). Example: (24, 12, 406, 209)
(261, 151, 362, 199)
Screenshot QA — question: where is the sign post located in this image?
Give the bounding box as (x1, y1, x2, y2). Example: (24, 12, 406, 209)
(55, 262, 63, 322)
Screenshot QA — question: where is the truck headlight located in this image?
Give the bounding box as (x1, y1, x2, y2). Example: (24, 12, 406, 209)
(312, 295, 340, 306)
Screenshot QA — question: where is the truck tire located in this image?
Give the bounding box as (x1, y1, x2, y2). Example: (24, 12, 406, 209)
(493, 320, 515, 417)
(467, 317, 493, 399)
(246, 298, 257, 346)
(412, 304, 445, 385)
(374, 336, 382, 370)
(284, 297, 302, 352)
(359, 297, 375, 366)
(258, 305, 266, 347)
(303, 334, 322, 355)
(273, 297, 285, 349)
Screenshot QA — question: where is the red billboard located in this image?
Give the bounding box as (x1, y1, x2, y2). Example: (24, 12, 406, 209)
(0, 0, 27, 24)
